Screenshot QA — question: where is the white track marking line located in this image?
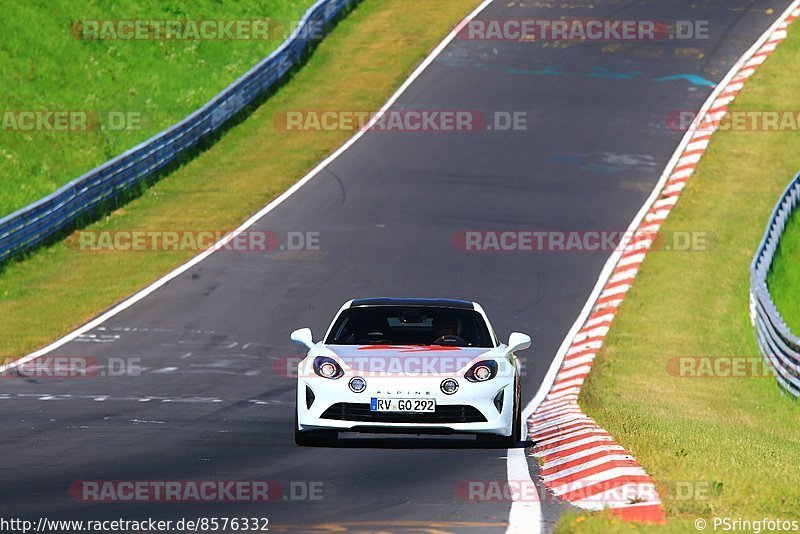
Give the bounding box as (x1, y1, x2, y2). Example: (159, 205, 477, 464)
(0, 0, 541, 531)
(10, 0, 796, 530)
(523, 0, 800, 441)
(0, 0, 497, 374)
(507, 447, 542, 534)
(517, 0, 800, 520)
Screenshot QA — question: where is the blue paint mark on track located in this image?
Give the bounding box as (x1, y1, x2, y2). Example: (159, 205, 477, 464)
(653, 74, 716, 87)
(589, 67, 642, 80)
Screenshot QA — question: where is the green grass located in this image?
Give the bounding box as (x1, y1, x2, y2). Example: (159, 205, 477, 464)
(0, 0, 482, 358)
(768, 205, 800, 332)
(0, 0, 314, 218)
(556, 19, 800, 534)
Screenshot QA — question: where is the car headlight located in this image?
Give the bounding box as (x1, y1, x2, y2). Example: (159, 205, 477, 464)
(313, 356, 344, 379)
(465, 360, 498, 382)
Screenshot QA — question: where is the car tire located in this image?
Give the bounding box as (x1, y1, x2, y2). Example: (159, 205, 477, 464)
(478, 380, 521, 448)
(503, 378, 522, 447)
(294, 398, 337, 446)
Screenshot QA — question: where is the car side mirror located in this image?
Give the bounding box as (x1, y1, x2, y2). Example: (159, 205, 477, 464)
(291, 328, 315, 350)
(508, 332, 532, 352)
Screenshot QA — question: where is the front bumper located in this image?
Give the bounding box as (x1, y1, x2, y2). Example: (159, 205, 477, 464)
(296, 374, 515, 436)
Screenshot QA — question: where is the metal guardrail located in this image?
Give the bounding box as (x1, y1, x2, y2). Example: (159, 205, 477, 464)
(750, 172, 800, 397)
(0, 0, 357, 266)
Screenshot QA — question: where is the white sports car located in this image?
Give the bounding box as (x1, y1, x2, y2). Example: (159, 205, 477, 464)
(291, 298, 531, 446)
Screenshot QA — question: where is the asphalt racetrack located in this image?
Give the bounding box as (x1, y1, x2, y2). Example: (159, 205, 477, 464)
(0, 0, 792, 532)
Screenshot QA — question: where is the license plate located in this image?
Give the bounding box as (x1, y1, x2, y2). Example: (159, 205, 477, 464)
(370, 398, 436, 412)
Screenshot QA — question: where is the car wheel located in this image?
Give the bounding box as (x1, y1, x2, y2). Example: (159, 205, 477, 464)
(478, 381, 521, 448)
(511, 378, 522, 443)
(294, 398, 337, 446)
(295, 428, 337, 447)
(502, 379, 522, 447)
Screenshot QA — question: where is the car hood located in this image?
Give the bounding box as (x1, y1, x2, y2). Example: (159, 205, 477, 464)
(323, 345, 494, 376)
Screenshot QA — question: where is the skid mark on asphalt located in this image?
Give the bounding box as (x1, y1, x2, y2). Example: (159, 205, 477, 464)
(617, 180, 655, 192)
(602, 43, 706, 60)
(506, 0, 778, 13)
(588, 67, 641, 79)
(548, 152, 658, 175)
(437, 57, 719, 86)
(66, 326, 295, 379)
(0, 393, 291, 405)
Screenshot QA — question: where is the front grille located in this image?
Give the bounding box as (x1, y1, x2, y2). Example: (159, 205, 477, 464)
(320, 403, 487, 423)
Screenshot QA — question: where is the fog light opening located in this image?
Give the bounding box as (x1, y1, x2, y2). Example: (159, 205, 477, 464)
(493, 389, 504, 413)
(349, 376, 367, 393)
(441, 378, 459, 395)
(305, 386, 316, 408)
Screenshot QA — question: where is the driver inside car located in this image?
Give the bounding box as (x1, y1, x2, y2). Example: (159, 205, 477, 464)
(431, 315, 458, 343)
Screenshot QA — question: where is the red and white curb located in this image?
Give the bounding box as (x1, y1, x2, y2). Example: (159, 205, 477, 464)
(523, 2, 800, 524)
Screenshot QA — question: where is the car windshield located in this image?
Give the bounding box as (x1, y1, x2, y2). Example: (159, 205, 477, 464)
(325, 306, 494, 347)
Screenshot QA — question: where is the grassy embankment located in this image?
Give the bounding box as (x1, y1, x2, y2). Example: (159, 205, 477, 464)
(768, 198, 800, 331)
(0, 0, 315, 217)
(557, 19, 800, 534)
(0, 0, 483, 357)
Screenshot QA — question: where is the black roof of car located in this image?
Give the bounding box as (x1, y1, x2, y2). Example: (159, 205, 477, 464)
(350, 298, 475, 310)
